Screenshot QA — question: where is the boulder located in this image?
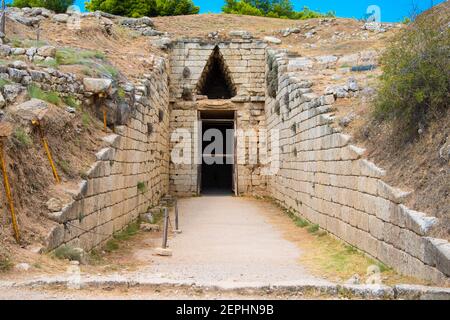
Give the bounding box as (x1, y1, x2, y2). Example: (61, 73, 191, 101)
(120, 16, 154, 27)
(37, 46, 56, 58)
(10, 98, 48, 120)
(2, 84, 23, 103)
(229, 30, 253, 39)
(46, 198, 63, 212)
(0, 92, 5, 108)
(140, 223, 160, 232)
(347, 77, 359, 91)
(83, 77, 112, 93)
(263, 36, 282, 44)
(52, 14, 69, 23)
(14, 263, 31, 272)
(150, 37, 172, 50)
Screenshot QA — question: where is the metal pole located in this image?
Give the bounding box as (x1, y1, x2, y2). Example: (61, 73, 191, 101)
(0, 139, 20, 243)
(162, 207, 169, 249)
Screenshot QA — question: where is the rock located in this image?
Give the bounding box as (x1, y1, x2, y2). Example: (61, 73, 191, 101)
(346, 274, 361, 285)
(52, 14, 69, 23)
(150, 37, 172, 50)
(66, 107, 76, 114)
(229, 30, 253, 39)
(320, 94, 335, 106)
(316, 55, 338, 68)
(8, 67, 28, 82)
(2, 84, 23, 103)
(29, 8, 42, 16)
(46, 198, 63, 212)
(11, 60, 28, 70)
(120, 16, 154, 27)
(141, 29, 163, 37)
(140, 223, 160, 232)
(10, 14, 40, 27)
(339, 112, 356, 127)
(439, 137, 450, 161)
(140, 212, 155, 224)
(37, 46, 56, 58)
(288, 58, 313, 71)
(83, 77, 112, 93)
(155, 247, 172, 256)
(14, 263, 30, 272)
(263, 36, 282, 44)
(347, 77, 359, 91)
(12, 48, 26, 55)
(0, 45, 11, 56)
(10, 98, 48, 120)
(26, 47, 37, 57)
(362, 22, 386, 33)
(0, 92, 5, 108)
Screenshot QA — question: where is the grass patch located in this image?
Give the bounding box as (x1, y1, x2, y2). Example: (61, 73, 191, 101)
(81, 112, 91, 127)
(0, 253, 13, 273)
(57, 159, 71, 175)
(307, 224, 320, 234)
(64, 95, 81, 111)
(114, 222, 140, 241)
(105, 239, 119, 253)
(13, 127, 32, 147)
(36, 59, 59, 68)
(53, 245, 83, 261)
(0, 78, 11, 89)
(55, 48, 105, 65)
(104, 221, 141, 253)
(27, 84, 62, 105)
(55, 48, 117, 79)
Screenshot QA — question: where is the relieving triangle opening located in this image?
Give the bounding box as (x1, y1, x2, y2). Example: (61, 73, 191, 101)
(196, 46, 237, 99)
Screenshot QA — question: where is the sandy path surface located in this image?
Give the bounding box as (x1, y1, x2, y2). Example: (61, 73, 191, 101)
(133, 196, 329, 286)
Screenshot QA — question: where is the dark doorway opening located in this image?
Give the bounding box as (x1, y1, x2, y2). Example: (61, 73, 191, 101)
(200, 111, 235, 195)
(196, 46, 237, 99)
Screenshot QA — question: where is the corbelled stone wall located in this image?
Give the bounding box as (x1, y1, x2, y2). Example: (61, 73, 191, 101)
(169, 100, 267, 196)
(46, 58, 170, 252)
(265, 50, 450, 284)
(169, 39, 267, 101)
(168, 40, 268, 197)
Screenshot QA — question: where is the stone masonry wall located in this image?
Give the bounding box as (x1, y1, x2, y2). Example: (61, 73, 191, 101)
(45, 58, 170, 252)
(169, 100, 267, 197)
(265, 50, 450, 285)
(169, 39, 267, 101)
(168, 40, 268, 196)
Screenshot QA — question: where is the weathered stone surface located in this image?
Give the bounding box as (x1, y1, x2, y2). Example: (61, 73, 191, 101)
(52, 14, 69, 23)
(9, 98, 48, 120)
(37, 46, 56, 58)
(263, 36, 281, 44)
(46, 198, 63, 212)
(83, 78, 112, 93)
(229, 30, 253, 39)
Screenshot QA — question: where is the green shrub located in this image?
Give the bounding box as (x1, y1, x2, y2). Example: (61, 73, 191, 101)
(0, 252, 13, 273)
(54, 245, 83, 261)
(307, 224, 320, 234)
(11, 0, 75, 13)
(374, 13, 450, 137)
(222, 0, 334, 20)
(86, 0, 199, 17)
(13, 128, 32, 147)
(27, 84, 62, 105)
(137, 181, 147, 193)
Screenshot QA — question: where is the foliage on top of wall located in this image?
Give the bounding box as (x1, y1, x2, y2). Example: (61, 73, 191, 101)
(11, 0, 74, 13)
(222, 0, 335, 20)
(85, 0, 199, 18)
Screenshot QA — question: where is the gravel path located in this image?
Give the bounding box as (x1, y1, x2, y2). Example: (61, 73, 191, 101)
(134, 196, 329, 286)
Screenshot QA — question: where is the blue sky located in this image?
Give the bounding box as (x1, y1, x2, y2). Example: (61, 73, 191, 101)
(10, 0, 447, 22)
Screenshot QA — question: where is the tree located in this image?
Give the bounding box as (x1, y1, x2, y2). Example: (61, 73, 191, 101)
(222, 0, 333, 20)
(12, 0, 74, 13)
(85, 0, 199, 17)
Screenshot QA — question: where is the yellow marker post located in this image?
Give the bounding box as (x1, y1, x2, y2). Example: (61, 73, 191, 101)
(32, 120, 60, 184)
(103, 108, 107, 132)
(0, 122, 20, 243)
